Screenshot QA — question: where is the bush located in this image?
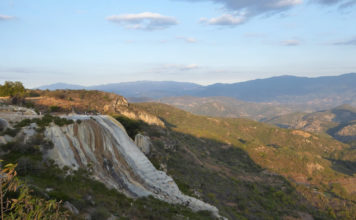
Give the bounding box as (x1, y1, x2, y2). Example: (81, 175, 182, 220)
(15, 114, 73, 131)
(0, 81, 26, 97)
(49, 105, 61, 112)
(114, 116, 142, 139)
(0, 162, 68, 219)
(24, 101, 35, 108)
(2, 128, 20, 137)
(27, 90, 41, 97)
(15, 118, 32, 128)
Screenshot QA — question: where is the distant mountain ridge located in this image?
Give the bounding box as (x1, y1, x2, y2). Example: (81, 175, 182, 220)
(38, 82, 86, 90)
(38, 81, 203, 99)
(38, 73, 356, 110)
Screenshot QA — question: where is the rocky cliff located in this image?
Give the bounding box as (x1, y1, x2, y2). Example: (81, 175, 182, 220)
(0, 104, 220, 218)
(26, 90, 164, 127)
(44, 114, 220, 217)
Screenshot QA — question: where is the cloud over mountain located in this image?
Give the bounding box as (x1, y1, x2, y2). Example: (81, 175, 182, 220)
(106, 12, 178, 30)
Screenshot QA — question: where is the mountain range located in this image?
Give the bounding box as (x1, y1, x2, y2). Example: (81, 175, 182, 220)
(38, 73, 356, 111)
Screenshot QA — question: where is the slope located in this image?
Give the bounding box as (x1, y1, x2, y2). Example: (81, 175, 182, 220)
(265, 104, 356, 146)
(135, 102, 356, 219)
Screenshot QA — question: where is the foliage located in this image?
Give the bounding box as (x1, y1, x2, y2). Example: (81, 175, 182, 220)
(144, 125, 330, 220)
(0, 161, 68, 219)
(49, 106, 61, 113)
(0, 129, 20, 138)
(15, 114, 74, 129)
(135, 102, 356, 219)
(0, 82, 26, 98)
(114, 115, 142, 139)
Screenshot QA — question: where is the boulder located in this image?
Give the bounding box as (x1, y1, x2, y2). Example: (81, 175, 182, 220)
(134, 134, 151, 155)
(0, 118, 9, 132)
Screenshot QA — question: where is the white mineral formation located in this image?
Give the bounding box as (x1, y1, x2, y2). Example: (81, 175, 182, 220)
(134, 134, 151, 155)
(44, 115, 221, 218)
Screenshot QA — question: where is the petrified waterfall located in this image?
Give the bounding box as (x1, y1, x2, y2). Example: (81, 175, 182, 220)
(44, 115, 220, 217)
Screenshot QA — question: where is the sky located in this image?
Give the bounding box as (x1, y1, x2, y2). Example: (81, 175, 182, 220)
(0, 0, 355, 88)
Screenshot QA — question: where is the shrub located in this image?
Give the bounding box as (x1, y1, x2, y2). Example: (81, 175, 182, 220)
(27, 90, 41, 97)
(2, 128, 20, 137)
(15, 118, 32, 128)
(114, 116, 142, 139)
(0, 81, 26, 97)
(0, 162, 68, 219)
(49, 105, 61, 112)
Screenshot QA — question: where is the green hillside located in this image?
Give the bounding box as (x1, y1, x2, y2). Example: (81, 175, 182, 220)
(134, 102, 356, 219)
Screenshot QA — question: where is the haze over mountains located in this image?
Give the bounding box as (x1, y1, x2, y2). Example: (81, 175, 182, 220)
(38, 73, 356, 111)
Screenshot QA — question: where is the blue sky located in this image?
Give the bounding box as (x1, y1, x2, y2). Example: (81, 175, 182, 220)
(0, 0, 355, 87)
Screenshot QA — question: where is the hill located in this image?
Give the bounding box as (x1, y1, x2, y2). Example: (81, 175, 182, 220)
(264, 104, 356, 146)
(2, 88, 356, 219)
(134, 102, 356, 219)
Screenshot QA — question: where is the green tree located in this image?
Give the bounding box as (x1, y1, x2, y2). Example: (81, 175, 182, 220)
(0, 81, 26, 97)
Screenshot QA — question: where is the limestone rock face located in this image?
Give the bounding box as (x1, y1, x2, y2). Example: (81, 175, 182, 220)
(100, 96, 164, 127)
(134, 134, 151, 155)
(0, 105, 39, 124)
(44, 115, 220, 217)
(117, 108, 164, 127)
(103, 97, 129, 113)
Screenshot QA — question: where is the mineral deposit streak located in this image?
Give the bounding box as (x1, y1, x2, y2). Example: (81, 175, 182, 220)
(45, 115, 221, 218)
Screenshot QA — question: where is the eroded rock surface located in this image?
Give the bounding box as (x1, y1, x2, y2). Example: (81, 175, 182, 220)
(134, 134, 151, 155)
(44, 115, 220, 217)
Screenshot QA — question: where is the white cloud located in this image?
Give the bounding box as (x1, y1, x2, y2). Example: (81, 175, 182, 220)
(181, 0, 303, 15)
(0, 15, 15, 21)
(281, 39, 301, 46)
(176, 36, 198, 43)
(184, 0, 303, 27)
(181, 0, 353, 28)
(200, 13, 246, 26)
(106, 12, 178, 30)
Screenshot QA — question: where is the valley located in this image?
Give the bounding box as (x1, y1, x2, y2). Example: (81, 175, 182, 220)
(1, 85, 356, 219)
